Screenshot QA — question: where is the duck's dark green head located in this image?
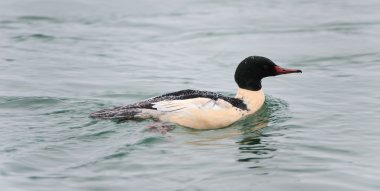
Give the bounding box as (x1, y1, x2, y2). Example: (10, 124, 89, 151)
(234, 56, 302, 91)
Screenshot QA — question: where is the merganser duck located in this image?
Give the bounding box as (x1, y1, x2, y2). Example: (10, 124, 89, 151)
(90, 56, 301, 129)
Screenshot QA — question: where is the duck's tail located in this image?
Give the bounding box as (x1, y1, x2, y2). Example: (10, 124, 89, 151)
(90, 107, 142, 120)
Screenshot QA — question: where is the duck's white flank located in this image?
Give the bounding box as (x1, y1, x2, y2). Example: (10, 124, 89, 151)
(152, 88, 265, 129)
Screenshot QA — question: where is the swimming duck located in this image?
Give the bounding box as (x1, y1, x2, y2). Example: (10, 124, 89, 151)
(90, 56, 301, 129)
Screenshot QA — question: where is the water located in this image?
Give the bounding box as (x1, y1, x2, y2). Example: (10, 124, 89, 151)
(1, 0, 380, 190)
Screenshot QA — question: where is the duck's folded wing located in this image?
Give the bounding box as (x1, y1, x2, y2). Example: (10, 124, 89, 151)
(148, 89, 248, 111)
(90, 89, 247, 119)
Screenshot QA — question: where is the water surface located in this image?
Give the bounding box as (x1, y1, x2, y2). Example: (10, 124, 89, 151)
(1, 0, 380, 190)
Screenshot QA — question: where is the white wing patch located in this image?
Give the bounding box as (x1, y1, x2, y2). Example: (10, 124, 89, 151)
(152, 98, 232, 113)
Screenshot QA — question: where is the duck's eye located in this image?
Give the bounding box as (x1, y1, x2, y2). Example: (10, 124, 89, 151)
(263, 65, 269, 70)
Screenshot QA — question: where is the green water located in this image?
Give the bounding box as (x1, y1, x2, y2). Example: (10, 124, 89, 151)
(1, 0, 380, 190)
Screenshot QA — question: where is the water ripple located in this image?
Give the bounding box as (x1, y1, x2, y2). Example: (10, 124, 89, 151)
(12, 34, 56, 42)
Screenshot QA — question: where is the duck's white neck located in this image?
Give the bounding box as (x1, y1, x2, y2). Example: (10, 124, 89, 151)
(235, 88, 265, 114)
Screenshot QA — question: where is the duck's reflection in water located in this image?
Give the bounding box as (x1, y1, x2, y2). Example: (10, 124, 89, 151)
(236, 97, 289, 167)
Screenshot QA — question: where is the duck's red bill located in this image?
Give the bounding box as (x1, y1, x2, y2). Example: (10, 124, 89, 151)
(274, 66, 302, 74)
